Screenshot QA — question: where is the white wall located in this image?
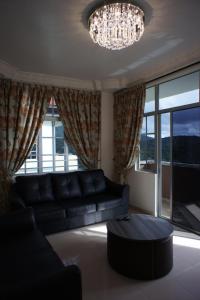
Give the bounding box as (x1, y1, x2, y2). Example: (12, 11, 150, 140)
(100, 92, 114, 180)
(100, 92, 157, 215)
(128, 168, 157, 215)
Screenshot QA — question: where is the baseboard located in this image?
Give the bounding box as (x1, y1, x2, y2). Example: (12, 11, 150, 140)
(129, 205, 153, 216)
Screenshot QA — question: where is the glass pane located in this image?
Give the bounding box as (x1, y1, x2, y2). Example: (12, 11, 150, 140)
(42, 138, 53, 155)
(42, 155, 53, 161)
(42, 161, 53, 167)
(32, 144, 37, 151)
(26, 162, 38, 168)
(139, 117, 156, 172)
(56, 138, 64, 154)
(55, 160, 64, 167)
(160, 113, 171, 219)
(140, 134, 147, 162)
(26, 169, 38, 174)
(42, 167, 53, 173)
(27, 143, 37, 159)
(144, 87, 155, 113)
(147, 116, 154, 133)
(159, 72, 199, 110)
(54, 107, 59, 116)
(55, 155, 65, 161)
(16, 169, 25, 174)
(141, 117, 146, 134)
(68, 144, 77, 155)
(68, 163, 78, 170)
(139, 117, 147, 169)
(47, 99, 59, 117)
(42, 121, 52, 137)
(69, 166, 78, 171)
(172, 107, 200, 233)
(173, 107, 200, 164)
(161, 113, 170, 162)
(146, 134, 155, 162)
(47, 106, 54, 116)
(55, 122, 64, 138)
(27, 153, 37, 160)
(55, 167, 64, 171)
(68, 154, 78, 161)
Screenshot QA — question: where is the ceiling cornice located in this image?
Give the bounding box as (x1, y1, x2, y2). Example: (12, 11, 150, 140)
(0, 59, 127, 91)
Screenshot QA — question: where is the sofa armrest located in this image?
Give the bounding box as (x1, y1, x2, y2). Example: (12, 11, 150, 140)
(105, 177, 129, 204)
(0, 207, 36, 235)
(9, 183, 26, 210)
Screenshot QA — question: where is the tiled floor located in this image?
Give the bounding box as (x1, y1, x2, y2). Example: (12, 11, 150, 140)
(47, 223, 200, 300)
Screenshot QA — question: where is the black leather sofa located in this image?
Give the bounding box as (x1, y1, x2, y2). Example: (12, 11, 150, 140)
(0, 208, 82, 300)
(12, 169, 129, 235)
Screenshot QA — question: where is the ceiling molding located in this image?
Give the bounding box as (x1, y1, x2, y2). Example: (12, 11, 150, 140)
(0, 59, 127, 91)
(0, 59, 18, 78)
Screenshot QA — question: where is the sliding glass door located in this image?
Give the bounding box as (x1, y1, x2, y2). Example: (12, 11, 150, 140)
(159, 107, 200, 234)
(139, 68, 200, 234)
(172, 107, 200, 233)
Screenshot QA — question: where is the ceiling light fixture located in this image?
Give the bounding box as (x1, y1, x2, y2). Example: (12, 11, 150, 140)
(88, 2, 144, 50)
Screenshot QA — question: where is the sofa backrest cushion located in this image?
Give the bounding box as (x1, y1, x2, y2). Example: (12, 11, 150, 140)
(51, 172, 82, 201)
(15, 174, 54, 205)
(78, 169, 106, 197)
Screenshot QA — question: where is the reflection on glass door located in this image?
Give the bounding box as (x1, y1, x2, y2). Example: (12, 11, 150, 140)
(160, 113, 171, 219)
(172, 107, 200, 234)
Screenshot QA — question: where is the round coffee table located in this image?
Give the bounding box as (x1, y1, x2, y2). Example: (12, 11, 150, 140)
(107, 214, 173, 280)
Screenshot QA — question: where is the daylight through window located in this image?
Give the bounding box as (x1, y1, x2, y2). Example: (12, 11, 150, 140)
(16, 99, 83, 175)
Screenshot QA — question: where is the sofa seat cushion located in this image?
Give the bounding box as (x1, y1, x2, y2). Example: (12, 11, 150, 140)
(59, 199, 96, 217)
(52, 172, 82, 201)
(78, 169, 106, 197)
(16, 174, 54, 205)
(33, 203, 65, 223)
(85, 193, 124, 211)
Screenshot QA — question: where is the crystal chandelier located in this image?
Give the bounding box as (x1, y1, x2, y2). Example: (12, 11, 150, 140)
(88, 2, 144, 50)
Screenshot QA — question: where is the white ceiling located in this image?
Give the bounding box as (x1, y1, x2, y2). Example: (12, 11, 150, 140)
(0, 0, 199, 85)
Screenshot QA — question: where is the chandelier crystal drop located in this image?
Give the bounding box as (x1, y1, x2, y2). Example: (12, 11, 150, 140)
(88, 2, 144, 50)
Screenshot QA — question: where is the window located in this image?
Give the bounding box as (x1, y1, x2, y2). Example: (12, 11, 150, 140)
(16, 99, 83, 175)
(17, 142, 38, 174)
(139, 115, 156, 172)
(144, 87, 155, 113)
(138, 86, 156, 172)
(138, 69, 200, 173)
(159, 72, 199, 110)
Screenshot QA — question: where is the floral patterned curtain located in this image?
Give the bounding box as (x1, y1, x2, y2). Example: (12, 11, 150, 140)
(55, 88, 101, 169)
(0, 79, 51, 213)
(114, 84, 145, 183)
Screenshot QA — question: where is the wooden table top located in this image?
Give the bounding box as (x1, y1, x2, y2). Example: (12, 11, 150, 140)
(107, 214, 173, 242)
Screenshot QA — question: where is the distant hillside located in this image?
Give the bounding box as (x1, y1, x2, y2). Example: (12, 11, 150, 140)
(140, 134, 200, 164)
(173, 135, 200, 164)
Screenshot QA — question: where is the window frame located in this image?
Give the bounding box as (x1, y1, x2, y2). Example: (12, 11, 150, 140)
(16, 108, 82, 175)
(137, 69, 200, 173)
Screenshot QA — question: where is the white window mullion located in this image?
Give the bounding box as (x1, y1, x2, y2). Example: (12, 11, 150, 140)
(52, 120, 56, 172)
(65, 142, 69, 172)
(38, 129, 43, 173)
